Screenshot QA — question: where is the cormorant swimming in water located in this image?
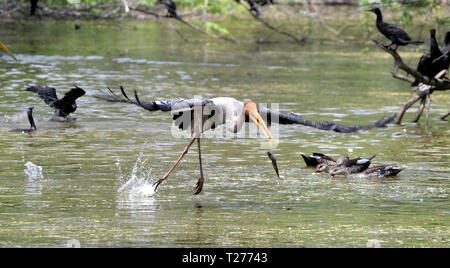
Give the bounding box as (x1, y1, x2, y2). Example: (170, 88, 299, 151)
(412, 29, 443, 86)
(25, 86, 85, 120)
(367, 7, 423, 50)
(10, 107, 37, 133)
(158, 0, 178, 18)
(30, 0, 38, 16)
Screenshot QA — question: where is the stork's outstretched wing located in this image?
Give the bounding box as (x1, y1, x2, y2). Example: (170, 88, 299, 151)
(94, 86, 214, 112)
(258, 107, 395, 133)
(94, 86, 216, 131)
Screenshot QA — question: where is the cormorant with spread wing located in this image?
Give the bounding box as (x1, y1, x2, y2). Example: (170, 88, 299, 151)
(25, 86, 86, 121)
(95, 87, 394, 194)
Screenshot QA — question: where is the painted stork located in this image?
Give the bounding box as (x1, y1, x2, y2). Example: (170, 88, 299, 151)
(95, 87, 395, 194)
(25, 86, 86, 121)
(0, 41, 17, 61)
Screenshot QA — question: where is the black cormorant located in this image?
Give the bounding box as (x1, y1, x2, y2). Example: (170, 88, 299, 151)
(25, 86, 85, 120)
(367, 7, 423, 50)
(235, 0, 262, 17)
(159, 0, 178, 18)
(412, 29, 442, 86)
(30, 0, 38, 16)
(10, 107, 37, 133)
(255, 0, 275, 6)
(437, 31, 450, 75)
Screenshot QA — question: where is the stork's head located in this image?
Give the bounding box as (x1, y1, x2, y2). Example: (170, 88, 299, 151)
(244, 100, 274, 145)
(0, 41, 17, 61)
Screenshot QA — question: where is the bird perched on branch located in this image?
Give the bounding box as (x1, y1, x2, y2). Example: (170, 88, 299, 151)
(158, 0, 178, 18)
(25, 86, 86, 121)
(255, 0, 275, 5)
(412, 29, 443, 86)
(436, 31, 450, 76)
(30, 0, 38, 16)
(236, 0, 262, 17)
(367, 7, 423, 50)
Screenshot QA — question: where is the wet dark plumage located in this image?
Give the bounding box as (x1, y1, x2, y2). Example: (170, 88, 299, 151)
(30, 0, 38, 16)
(301, 153, 336, 167)
(412, 29, 443, 86)
(235, 0, 262, 17)
(26, 86, 86, 119)
(255, 0, 274, 6)
(159, 0, 178, 18)
(368, 7, 423, 50)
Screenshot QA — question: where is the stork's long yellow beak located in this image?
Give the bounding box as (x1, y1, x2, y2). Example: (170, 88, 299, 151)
(0, 41, 17, 61)
(245, 101, 274, 145)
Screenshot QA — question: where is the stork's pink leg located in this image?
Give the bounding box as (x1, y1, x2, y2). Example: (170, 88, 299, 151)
(153, 137, 197, 191)
(194, 138, 204, 195)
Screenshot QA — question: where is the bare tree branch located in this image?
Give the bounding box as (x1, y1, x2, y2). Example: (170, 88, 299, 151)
(237, 2, 306, 44)
(372, 40, 450, 91)
(373, 39, 449, 124)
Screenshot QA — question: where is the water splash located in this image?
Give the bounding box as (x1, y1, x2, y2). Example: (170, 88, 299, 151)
(117, 153, 157, 197)
(24, 162, 43, 180)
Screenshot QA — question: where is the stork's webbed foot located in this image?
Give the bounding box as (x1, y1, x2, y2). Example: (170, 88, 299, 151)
(194, 176, 204, 195)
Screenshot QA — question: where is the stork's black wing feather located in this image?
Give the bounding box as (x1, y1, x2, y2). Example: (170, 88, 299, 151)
(26, 86, 59, 108)
(94, 86, 214, 113)
(259, 107, 395, 133)
(94, 87, 216, 131)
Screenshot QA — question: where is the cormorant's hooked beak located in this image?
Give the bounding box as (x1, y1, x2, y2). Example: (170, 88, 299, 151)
(245, 101, 274, 145)
(0, 41, 17, 61)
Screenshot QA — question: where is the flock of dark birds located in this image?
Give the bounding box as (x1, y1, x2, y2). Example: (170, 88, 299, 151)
(2, 6, 450, 194)
(301, 153, 403, 179)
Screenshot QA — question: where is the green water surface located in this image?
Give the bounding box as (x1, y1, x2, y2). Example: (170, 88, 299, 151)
(0, 19, 449, 247)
